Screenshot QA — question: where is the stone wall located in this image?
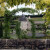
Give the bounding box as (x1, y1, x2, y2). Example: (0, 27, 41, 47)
(0, 39, 50, 50)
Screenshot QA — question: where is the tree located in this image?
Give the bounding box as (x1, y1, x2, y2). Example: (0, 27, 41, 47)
(33, 0, 50, 24)
(0, 0, 50, 22)
(0, 0, 40, 16)
(0, 0, 32, 16)
(33, 0, 50, 36)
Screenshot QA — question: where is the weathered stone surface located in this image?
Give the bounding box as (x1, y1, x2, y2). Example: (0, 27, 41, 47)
(0, 39, 6, 48)
(0, 39, 50, 49)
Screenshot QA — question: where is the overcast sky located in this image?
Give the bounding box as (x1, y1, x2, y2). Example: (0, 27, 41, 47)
(7, 3, 46, 15)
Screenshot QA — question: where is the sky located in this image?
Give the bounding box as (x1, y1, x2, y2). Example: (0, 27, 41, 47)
(7, 3, 46, 15)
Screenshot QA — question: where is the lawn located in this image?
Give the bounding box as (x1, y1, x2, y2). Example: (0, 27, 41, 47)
(31, 17, 44, 21)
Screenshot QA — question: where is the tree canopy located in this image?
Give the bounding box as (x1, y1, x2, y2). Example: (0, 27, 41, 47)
(0, 0, 50, 24)
(18, 8, 38, 14)
(11, 8, 38, 15)
(34, 0, 50, 24)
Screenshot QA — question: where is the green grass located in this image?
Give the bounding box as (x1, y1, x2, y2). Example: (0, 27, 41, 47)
(31, 17, 44, 21)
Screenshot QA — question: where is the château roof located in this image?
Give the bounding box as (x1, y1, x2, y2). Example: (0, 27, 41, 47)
(19, 14, 27, 21)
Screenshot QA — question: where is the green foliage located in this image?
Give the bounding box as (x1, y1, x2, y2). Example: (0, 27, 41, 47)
(2, 9, 19, 39)
(21, 34, 30, 39)
(18, 8, 37, 14)
(3, 9, 11, 39)
(0, 0, 37, 16)
(0, 0, 50, 39)
(11, 8, 38, 15)
(15, 21, 21, 39)
(0, 0, 50, 24)
(34, 0, 50, 25)
(4, 16, 10, 39)
(29, 19, 36, 38)
(20, 30, 31, 39)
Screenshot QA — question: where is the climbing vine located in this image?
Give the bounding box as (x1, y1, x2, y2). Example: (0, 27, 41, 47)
(29, 19, 36, 38)
(15, 21, 21, 39)
(4, 16, 10, 39)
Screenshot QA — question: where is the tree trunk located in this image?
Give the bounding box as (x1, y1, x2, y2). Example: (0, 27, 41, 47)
(0, 21, 3, 38)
